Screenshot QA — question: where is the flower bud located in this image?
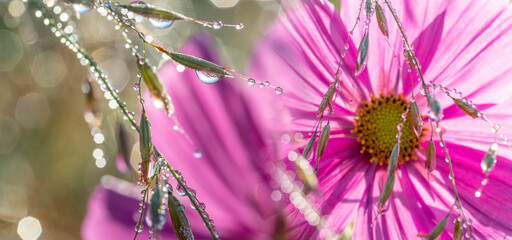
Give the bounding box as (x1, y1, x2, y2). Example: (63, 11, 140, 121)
(139, 109, 153, 184)
(375, 3, 388, 37)
(453, 98, 480, 118)
(356, 32, 369, 76)
(168, 193, 194, 240)
(481, 143, 498, 172)
(425, 140, 436, 172)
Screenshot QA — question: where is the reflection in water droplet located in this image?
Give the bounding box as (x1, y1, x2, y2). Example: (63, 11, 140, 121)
(196, 71, 223, 84)
(129, 1, 148, 7)
(72, 4, 91, 14)
(235, 23, 244, 30)
(213, 21, 222, 30)
(274, 87, 283, 95)
(176, 185, 186, 196)
(148, 18, 174, 29)
(193, 148, 203, 158)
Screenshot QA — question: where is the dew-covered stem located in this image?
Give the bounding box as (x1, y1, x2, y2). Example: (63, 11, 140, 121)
(27, 0, 140, 132)
(383, 0, 429, 95)
(134, 175, 155, 239)
(435, 123, 461, 204)
(158, 149, 220, 240)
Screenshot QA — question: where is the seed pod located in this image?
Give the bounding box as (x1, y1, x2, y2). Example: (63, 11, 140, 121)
(115, 123, 134, 176)
(139, 109, 152, 184)
(317, 84, 336, 116)
(302, 131, 317, 160)
(168, 193, 194, 240)
(481, 143, 498, 172)
(316, 123, 331, 164)
(387, 143, 400, 177)
(377, 175, 395, 211)
(418, 214, 448, 240)
(117, 3, 190, 21)
(169, 52, 228, 76)
(425, 140, 436, 172)
(149, 183, 166, 231)
(375, 3, 388, 37)
(453, 98, 480, 118)
(453, 218, 463, 240)
(137, 59, 175, 114)
(356, 32, 369, 76)
(410, 100, 422, 138)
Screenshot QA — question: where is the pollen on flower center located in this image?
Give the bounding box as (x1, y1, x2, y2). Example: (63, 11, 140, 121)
(352, 94, 421, 165)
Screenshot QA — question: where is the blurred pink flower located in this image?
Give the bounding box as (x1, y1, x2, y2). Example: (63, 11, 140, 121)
(82, 34, 282, 239)
(251, 0, 512, 239)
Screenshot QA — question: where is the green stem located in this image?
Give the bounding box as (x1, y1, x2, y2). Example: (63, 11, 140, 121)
(383, 0, 430, 95)
(436, 124, 461, 203)
(134, 175, 155, 239)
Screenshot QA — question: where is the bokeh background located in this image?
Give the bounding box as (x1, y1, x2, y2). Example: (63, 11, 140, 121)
(0, 0, 282, 238)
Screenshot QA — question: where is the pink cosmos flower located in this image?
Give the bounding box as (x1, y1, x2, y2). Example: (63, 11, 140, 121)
(82, 34, 282, 239)
(251, 0, 512, 239)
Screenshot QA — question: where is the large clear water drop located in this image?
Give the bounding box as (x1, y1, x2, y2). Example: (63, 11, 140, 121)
(148, 18, 174, 29)
(196, 71, 223, 84)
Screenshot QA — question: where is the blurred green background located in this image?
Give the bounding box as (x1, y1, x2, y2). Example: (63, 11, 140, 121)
(0, 0, 279, 238)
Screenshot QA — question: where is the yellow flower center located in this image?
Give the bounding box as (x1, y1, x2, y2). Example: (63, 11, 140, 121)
(352, 95, 421, 165)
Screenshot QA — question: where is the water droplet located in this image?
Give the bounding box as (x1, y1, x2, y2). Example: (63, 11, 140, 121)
(247, 78, 256, 86)
(193, 148, 203, 158)
(481, 179, 488, 185)
(136, 71, 142, 78)
(259, 83, 265, 88)
(133, 83, 140, 91)
(196, 71, 223, 84)
(148, 18, 174, 29)
(474, 190, 482, 198)
(274, 87, 283, 95)
(264, 81, 270, 86)
(73, 4, 91, 14)
(235, 23, 244, 30)
(130, 1, 148, 7)
(135, 225, 143, 233)
(176, 185, 186, 196)
(213, 21, 223, 30)
(190, 203, 196, 210)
